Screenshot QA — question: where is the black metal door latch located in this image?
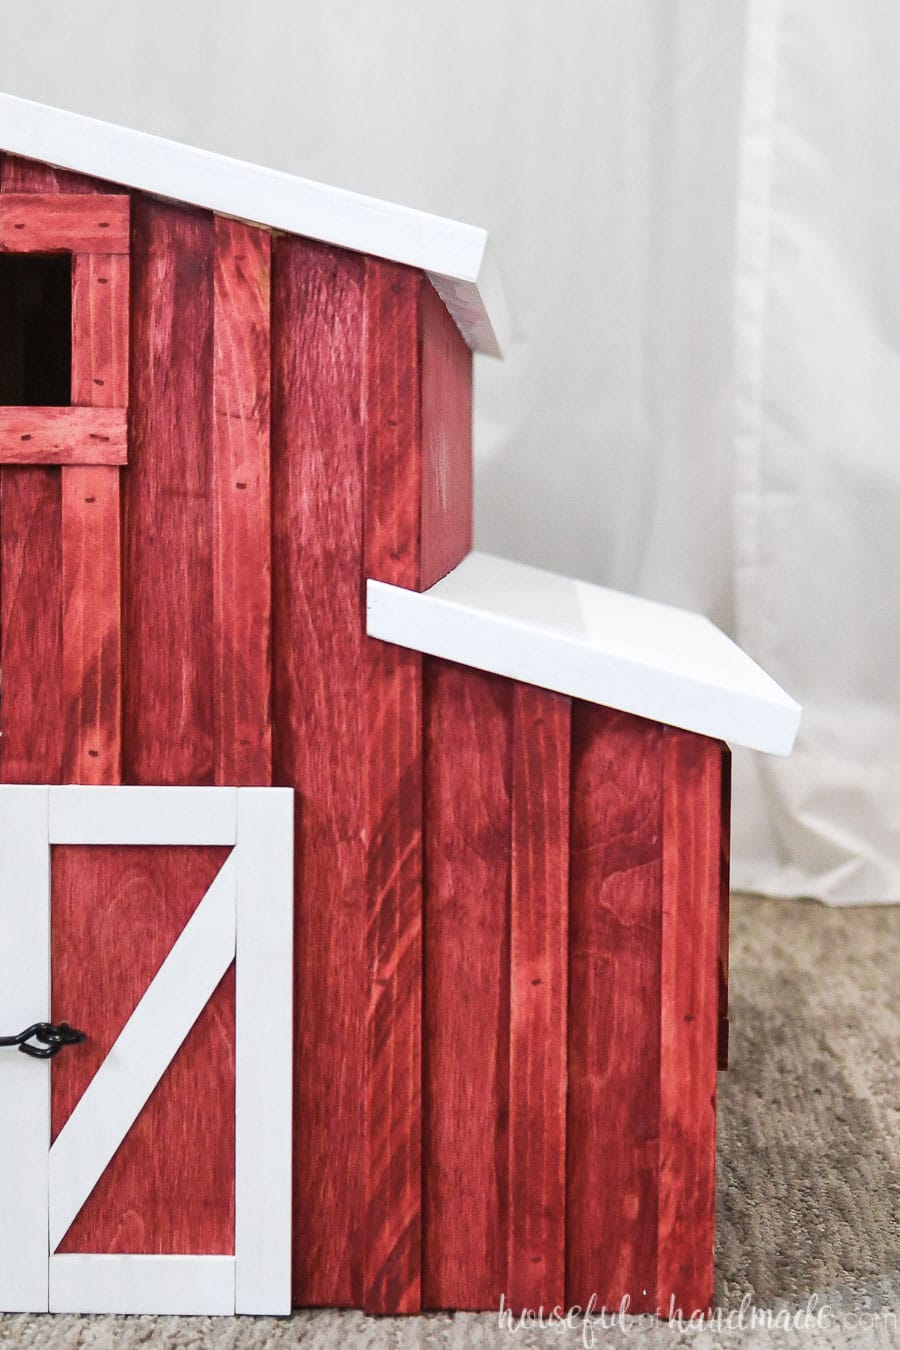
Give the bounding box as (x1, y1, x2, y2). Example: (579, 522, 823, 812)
(0, 1022, 87, 1058)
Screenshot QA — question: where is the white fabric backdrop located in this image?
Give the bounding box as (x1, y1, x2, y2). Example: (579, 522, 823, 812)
(0, 1, 894, 901)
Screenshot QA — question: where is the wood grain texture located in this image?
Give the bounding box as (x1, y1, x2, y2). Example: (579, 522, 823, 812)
(51, 845, 235, 1254)
(657, 732, 721, 1316)
(61, 468, 121, 782)
(122, 195, 215, 786)
(0, 193, 129, 252)
(0, 407, 127, 463)
(0, 466, 64, 781)
(71, 251, 129, 410)
(422, 658, 512, 1310)
(419, 279, 472, 589)
(0, 156, 69, 785)
(719, 745, 732, 1071)
(271, 236, 367, 1307)
(0, 154, 113, 195)
(363, 258, 423, 588)
(508, 684, 570, 1314)
(62, 250, 127, 784)
(566, 705, 663, 1315)
(212, 215, 272, 786)
(361, 257, 425, 1314)
(364, 639, 422, 1314)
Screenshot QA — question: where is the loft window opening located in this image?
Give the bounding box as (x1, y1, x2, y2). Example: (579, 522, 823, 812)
(0, 253, 72, 406)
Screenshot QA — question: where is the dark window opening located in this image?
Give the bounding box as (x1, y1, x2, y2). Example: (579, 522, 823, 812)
(0, 253, 72, 406)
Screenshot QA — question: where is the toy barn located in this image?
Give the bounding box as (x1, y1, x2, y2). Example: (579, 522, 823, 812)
(0, 93, 799, 1320)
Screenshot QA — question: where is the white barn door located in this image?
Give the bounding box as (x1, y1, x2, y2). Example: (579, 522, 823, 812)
(0, 785, 293, 1316)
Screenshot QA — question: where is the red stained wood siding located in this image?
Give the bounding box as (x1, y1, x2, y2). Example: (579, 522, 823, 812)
(51, 845, 235, 1254)
(63, 249, 128, 784)
(212, 215, 272, 786)
(271, 237, 367, 1307)
(718, 746, 732, 1070)
(0, 154, 73, 785)
(0, 193, 130, 252)
(0, 466, 64, 781)
(566, 706, 663, 1315)
(0, 407, 127, 463)
(0, 149, 730, 1315)
(422, 659, 512, 1310)
(657, 733, 722, 1316)
(122, 195, 215, 786)
(361, 263, 473, 1313)
(419, 279, 473, 589)
(61, 467, 121, 782)
(0, 155, 112, 195)
(508, 684, 570, 1313)
(362, 259, 424, 1314)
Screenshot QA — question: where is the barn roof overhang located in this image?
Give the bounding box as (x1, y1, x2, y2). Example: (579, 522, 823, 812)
(0, 91, 507, 357)
(367, 552, 801, 755)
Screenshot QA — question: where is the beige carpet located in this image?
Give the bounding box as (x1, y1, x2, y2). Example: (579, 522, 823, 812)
(2, 895, 897, 1348)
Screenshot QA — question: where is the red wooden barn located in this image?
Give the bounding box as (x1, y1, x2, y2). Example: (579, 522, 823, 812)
(0, 93, 799, 1320)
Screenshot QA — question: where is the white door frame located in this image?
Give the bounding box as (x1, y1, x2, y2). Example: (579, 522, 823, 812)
(0, 785, 294, 1316)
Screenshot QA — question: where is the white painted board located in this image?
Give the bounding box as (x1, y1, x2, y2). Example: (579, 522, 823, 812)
(0, 91, 504, 357)
(367, 551, 801, 754)
(0, 787, 50, 1312)
(50, 1255, 234, 1315)
(49, 785, 236, 845)
(235, 788, 294, 1315)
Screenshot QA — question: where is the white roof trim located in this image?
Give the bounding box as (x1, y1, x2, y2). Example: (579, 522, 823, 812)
(367, 552, 801, 755)
(0, 92, 506, 356)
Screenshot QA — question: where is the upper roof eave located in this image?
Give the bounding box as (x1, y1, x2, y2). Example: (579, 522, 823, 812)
(0, 90, 506, 356)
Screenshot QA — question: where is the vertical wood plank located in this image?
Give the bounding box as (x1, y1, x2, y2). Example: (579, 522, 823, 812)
(566, 706, 663, 1315)
(657, 732, 721, 1316)
(419, 280, 473, 590)
(61, 469, 121, 782)
(0, 467, 64, 781)
(122, 196, 215, 786)
(271, 237, 367, 1307)
(63, 251, 127, 783)
(364, 638, 422, 1313)
(718, 745, 732, 1070)
(362, 257, 424, 1314)
(422, 658, 512, 1310)
(0, 157, 69, 784)
(71, 251, 130, 409)
(363, 259, 423, 589)
(508, 684, 570, 1313)
(212, 216, 272, 786)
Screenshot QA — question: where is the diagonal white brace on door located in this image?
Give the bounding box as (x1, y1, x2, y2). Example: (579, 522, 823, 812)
(48, 850, 237, 1253)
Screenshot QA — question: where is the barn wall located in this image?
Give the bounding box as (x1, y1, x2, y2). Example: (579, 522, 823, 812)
(0, 150, 475, 1308)
(417, 670, 728, 1317)
(0, 149, 726, 1317)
